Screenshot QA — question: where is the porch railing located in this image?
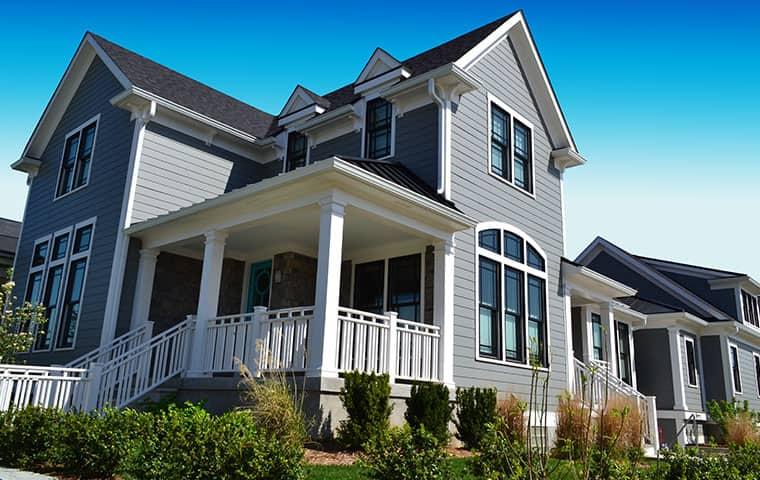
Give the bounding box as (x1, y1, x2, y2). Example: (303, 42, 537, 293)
(66, 321, 154, 370)
(204, 312, 258, 373)
(395, 319, 440, 382)
(258, 307, 313, 372)
(0, 365, 90, 411)
(336, 308, 390, 375)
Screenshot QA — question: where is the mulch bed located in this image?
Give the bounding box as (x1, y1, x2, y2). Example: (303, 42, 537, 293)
(304, 445, 472, 465)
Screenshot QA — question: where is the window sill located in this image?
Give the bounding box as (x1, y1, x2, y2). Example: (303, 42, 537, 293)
(475, 354, 549, 372)
(53, 183, 89, 202)
(687, 383, 699, 389)
(487, 170, 536, 199)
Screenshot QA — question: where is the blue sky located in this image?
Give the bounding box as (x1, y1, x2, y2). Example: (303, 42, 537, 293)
(1, 1, 758, 277)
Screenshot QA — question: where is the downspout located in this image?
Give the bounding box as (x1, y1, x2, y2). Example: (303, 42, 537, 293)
(428, 79, 447, 198)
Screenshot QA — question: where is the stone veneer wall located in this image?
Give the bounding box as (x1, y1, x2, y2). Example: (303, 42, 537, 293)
(270, 252, 317, 309)
(149, 252, 243, 332)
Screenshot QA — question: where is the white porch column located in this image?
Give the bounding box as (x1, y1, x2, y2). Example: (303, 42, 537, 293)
(668, 326, 687, 410)
(307, 199, 345, 378)
(187, 230, 228, 376)
(434, 237, 455, 387)
(580, 306, 593, 364)
(600, 302, 618, 377)
(129, 249, 159, 330)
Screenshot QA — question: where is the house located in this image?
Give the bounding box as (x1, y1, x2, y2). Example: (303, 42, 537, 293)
(0, 218, 21, 283)
(5, 10, 661, 448)
(575, 237, 760, 447)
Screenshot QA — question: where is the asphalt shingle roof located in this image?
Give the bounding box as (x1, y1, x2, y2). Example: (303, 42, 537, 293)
(90, 33, 276, 138)
(0, 218, 21, 256)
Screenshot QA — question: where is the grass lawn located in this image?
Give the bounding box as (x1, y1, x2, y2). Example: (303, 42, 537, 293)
(305, 457, 474, 479)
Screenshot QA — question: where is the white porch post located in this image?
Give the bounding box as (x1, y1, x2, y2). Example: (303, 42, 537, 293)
(129, 249, 159, 330)
(187, 230, 228, 376)
(308, 198, 345, 378)
(581, 306, 593, 364)
(434, 237, 455, 387)
(668, 326, 687, 411)
(600, 302, 618, 376)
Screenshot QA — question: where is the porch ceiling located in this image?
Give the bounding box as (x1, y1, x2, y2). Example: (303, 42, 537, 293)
(164, 203, 429, 261)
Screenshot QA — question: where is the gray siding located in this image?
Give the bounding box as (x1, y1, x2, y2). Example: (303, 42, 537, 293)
(732, 339, 760, 410)
(310, 131, 361, 162)
(13, 57, 134, 364)
(681, 332, 704, 412)
(447, 36, 566, 407)
(634, 329, 675, 409)
(394, 103, 438, 189)
(131, 122, 280, 224)
(701, 335, 727, 403)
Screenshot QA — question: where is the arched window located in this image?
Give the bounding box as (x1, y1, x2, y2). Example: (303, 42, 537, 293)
(476, 224, 548, 367)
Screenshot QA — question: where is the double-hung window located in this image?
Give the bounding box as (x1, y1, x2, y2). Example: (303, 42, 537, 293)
(285, 131, 308, 172)
(684, 337, 698, 387)
(365, 98, 392, 159)
(57, 119, 97, 197)
(23, 220, 95, 351)
(477, 225, 548, 367)
(353, 253, 423, 323)
(730, 344, 742, 394)
(741, 291, 760, 328)
(488, 99, 534, 194)
(591, 313, 603, 361)
(754, 354, 760, 397)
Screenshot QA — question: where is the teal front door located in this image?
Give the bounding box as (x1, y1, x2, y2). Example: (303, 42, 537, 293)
(247, 260, 272, 311)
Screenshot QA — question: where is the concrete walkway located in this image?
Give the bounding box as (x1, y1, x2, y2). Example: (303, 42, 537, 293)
(0, 468, 56, 480)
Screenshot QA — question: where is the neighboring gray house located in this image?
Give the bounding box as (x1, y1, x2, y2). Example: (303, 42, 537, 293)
(7, 11, 666, 449)
(576, 237, 760, 447)
(0, 218, 21, 283)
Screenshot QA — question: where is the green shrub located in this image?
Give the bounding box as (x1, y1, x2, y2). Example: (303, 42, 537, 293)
(404, 383, 452, 445)
(0, 406, 63, 470)
(650, 446, 740, 480)
(337, 371, 392, 450)
(454, 386, 496, 449)
(121, 403, 304, 480)
(471, 417, 534, 479)
(361, 425, 450, 480)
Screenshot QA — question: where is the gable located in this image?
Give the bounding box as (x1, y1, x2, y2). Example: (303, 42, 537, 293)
(355, 48, 401, 84)
(654, 269, 739, 320)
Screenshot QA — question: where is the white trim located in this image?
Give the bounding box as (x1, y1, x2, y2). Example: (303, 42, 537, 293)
(52, 114, 101, 202)
(360, 95, 396, 161)
(355, 48, 402, 84)
(683, 336, 699, 388)
(753, 352, 760, 398)
(473, 222, 551, 369)
(729, 342, 743, 395)
(486, 93, 536, 198)
(668, 327, 688, 410)
(354, 66, 411, 95)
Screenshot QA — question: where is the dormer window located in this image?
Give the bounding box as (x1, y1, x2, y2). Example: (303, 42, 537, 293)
(741, 291, 759, 328)
(57, 119, 97, 198)
(488, 96, 534, 195)
(285, 131, 308, 172)
(365, 98, 392, 159)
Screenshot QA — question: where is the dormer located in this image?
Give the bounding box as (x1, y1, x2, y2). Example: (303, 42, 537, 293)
(277, 85, 329, 127)
(354, 48, 411, 95)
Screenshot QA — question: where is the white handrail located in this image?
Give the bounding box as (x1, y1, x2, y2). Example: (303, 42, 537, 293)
(395, 319, 440, 382)
(205, 312, 257, 373)
(66, 322, 153, 370)
(95, 318, 193, 409)
(258, 307, 313, 373)
(336, 308, 390, 374)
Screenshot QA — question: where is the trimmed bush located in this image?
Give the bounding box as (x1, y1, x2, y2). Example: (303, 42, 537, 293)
(361, 425, 450, 480)
(454, 386, 496, 449)
(337, 371, 392, 450)
(404, 382, 452, 444)
(0, 404, 304, 480)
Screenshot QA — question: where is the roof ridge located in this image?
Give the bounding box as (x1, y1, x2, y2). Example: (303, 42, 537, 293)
(88, 32, 276, 120)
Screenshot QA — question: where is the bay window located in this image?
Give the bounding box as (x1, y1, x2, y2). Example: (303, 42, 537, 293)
(477, 225, 548, 367)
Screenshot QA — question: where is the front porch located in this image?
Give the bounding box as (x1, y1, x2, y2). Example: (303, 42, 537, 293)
(122, 158, 474, 387)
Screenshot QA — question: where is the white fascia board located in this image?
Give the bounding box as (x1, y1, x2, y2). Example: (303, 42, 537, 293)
(288, 104, 357, 134)
(277, 104, 326, 127)
(710, 276, 760, 296)
(11, 157, 42, 175)
(612, 301, 648, 326)
(354, 66, 412, 95)
(382, 63, 482, 99)
(125, 157, 475, 238)
(563, 261, 638, 298)
(119, 87, 261, 144)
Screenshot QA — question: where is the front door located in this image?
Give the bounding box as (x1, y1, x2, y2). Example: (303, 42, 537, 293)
(247, 260, 272, 311)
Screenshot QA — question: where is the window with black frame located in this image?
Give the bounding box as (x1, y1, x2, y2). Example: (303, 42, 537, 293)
(730, 345, 742, 393)
(617, 322, 632, 385)
(285, 131, 307, 172)
(365, 98, 392, 159)
(490, 104, 510, 180)
(354, 260, 385, 314)
(57, 121, 96, 197)
(684, 337, 698, 387)
(489, 102, 534, 194)
(387, 254, 421, 322)
(591, 313, 604, 361)
(477, 226, 548, 366)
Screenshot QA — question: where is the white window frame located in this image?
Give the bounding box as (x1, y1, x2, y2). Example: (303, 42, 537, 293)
(23, 217, 96, 352)
(474, 222, 550, 371)
(729, 343, 743, 395)
(54, 114, 100, 201)
(360, 93, 396, 161)
(753, 352, 760, 398)
(486, 93, 536, 199)
(740, 290, 760, 329)
(684, 336, 699, 388)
